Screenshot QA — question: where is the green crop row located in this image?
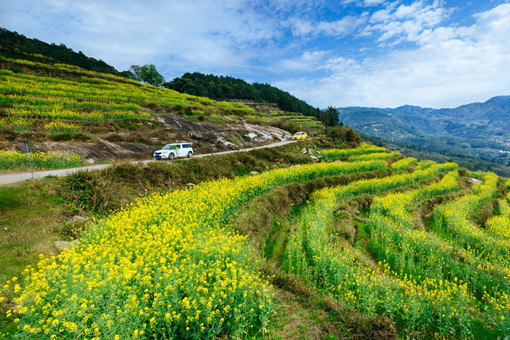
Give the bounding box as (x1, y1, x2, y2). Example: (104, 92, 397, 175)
(283, 162, 478, 337)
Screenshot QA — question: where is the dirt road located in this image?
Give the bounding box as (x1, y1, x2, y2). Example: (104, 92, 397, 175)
(0, 140, 296, 185)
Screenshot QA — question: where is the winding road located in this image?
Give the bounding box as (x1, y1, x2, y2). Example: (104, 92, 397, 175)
(0, 140, 296, 185)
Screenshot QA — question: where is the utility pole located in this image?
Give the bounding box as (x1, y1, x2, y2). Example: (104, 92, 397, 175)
(24, 136, 34, 181)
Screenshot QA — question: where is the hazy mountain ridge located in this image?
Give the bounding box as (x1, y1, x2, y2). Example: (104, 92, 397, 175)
(337, 96, 510, 164)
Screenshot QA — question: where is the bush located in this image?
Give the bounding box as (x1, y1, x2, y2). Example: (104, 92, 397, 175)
(327, 125, 361, 145)
(58, 170, 109, 213)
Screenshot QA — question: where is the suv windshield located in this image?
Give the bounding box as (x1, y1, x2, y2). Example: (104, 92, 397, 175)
(162, 144, 178, 150)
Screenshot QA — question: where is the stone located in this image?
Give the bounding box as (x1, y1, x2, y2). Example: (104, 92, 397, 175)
(72, 215, 87, 223)
(54, 240, 80, 252)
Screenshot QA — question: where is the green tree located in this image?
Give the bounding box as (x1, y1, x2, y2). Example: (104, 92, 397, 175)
(120, 70, 136, 80)
(130, 64, 164, 86)
(320, 106, 339, 127)
(163, 72, 320, 117)
(327, 125, 361, 145)
(129, 65, 142, 79)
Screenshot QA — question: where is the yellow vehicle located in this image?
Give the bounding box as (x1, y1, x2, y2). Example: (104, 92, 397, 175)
(292, 131, 308, 140)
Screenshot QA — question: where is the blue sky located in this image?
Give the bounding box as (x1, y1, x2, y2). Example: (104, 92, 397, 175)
(1, 0, 510, 108)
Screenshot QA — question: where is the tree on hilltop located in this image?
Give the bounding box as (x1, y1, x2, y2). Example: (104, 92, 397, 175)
(129, 64, 164, 87)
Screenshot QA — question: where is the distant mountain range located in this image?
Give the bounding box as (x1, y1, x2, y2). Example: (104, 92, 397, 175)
(336, 96, 510, 164)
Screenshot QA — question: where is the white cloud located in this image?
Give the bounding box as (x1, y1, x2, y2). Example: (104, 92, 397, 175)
(342, 0, 390, 7)
(365, 0, 450, 44)
(288, 18, 315, 36)
(2, 0, 280, 74)
(279, 51, 330, 71)
(2, 0, 509, 110)
(363, 0, 387, 6)
(316, 15, 367, 36)
(275, 3, 510, 108)
(286, 14, 368, 38)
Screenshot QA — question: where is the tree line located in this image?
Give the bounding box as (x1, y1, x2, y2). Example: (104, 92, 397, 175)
(0, 28, 122, 76)
(163, 72, 339, 127)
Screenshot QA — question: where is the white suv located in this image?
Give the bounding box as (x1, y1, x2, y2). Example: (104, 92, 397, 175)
(153, 143, 193, 160)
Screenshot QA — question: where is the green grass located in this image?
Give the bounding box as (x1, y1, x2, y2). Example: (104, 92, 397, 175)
(0, 178, 66, 336)
(0, 180, 63, 283)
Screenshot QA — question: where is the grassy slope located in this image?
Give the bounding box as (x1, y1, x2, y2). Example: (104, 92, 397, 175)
(2, 140, 509, 339)
(0, 53, 325, 167)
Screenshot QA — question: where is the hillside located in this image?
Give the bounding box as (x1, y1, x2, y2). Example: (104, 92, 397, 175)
(2, 33, 510, 340)
(2, 142, 510, 339)
(0, 28, 123, 77)
(0, 52, 326, 172)
(336, 96, 510, 164)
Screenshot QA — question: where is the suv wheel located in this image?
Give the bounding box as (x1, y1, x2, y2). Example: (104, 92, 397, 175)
(187, 151, 193, 158)
(169, 153, 175, 160)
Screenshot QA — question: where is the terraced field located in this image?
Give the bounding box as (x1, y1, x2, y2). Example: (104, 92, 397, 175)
(2, 145, 509, 339)
(0, 55, 326, 172)
(0, 60, 255, 142)
(265, 109, 325, 137)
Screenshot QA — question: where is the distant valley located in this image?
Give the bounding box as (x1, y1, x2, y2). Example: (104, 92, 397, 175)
(336, 96, 510, 165)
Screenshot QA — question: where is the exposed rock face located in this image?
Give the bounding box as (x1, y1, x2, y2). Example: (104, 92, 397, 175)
(21, 115, 291, 161)
(156, 115, 290, 142)
(154, 115, 291, 153)
(38, 139, 155, 161)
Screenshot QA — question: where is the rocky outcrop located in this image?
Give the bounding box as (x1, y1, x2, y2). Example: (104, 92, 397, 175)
(20, 114, 292, 161)
(154, 114, 291, 152)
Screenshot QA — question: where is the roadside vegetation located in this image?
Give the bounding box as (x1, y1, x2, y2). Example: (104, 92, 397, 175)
(0, 150, 84, 172)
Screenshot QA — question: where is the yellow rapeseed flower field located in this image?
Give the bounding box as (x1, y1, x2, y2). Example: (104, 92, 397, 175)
(5, 159, 387, 339)
(320, 143, 386, 160)
(283, 161, 510, 337)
